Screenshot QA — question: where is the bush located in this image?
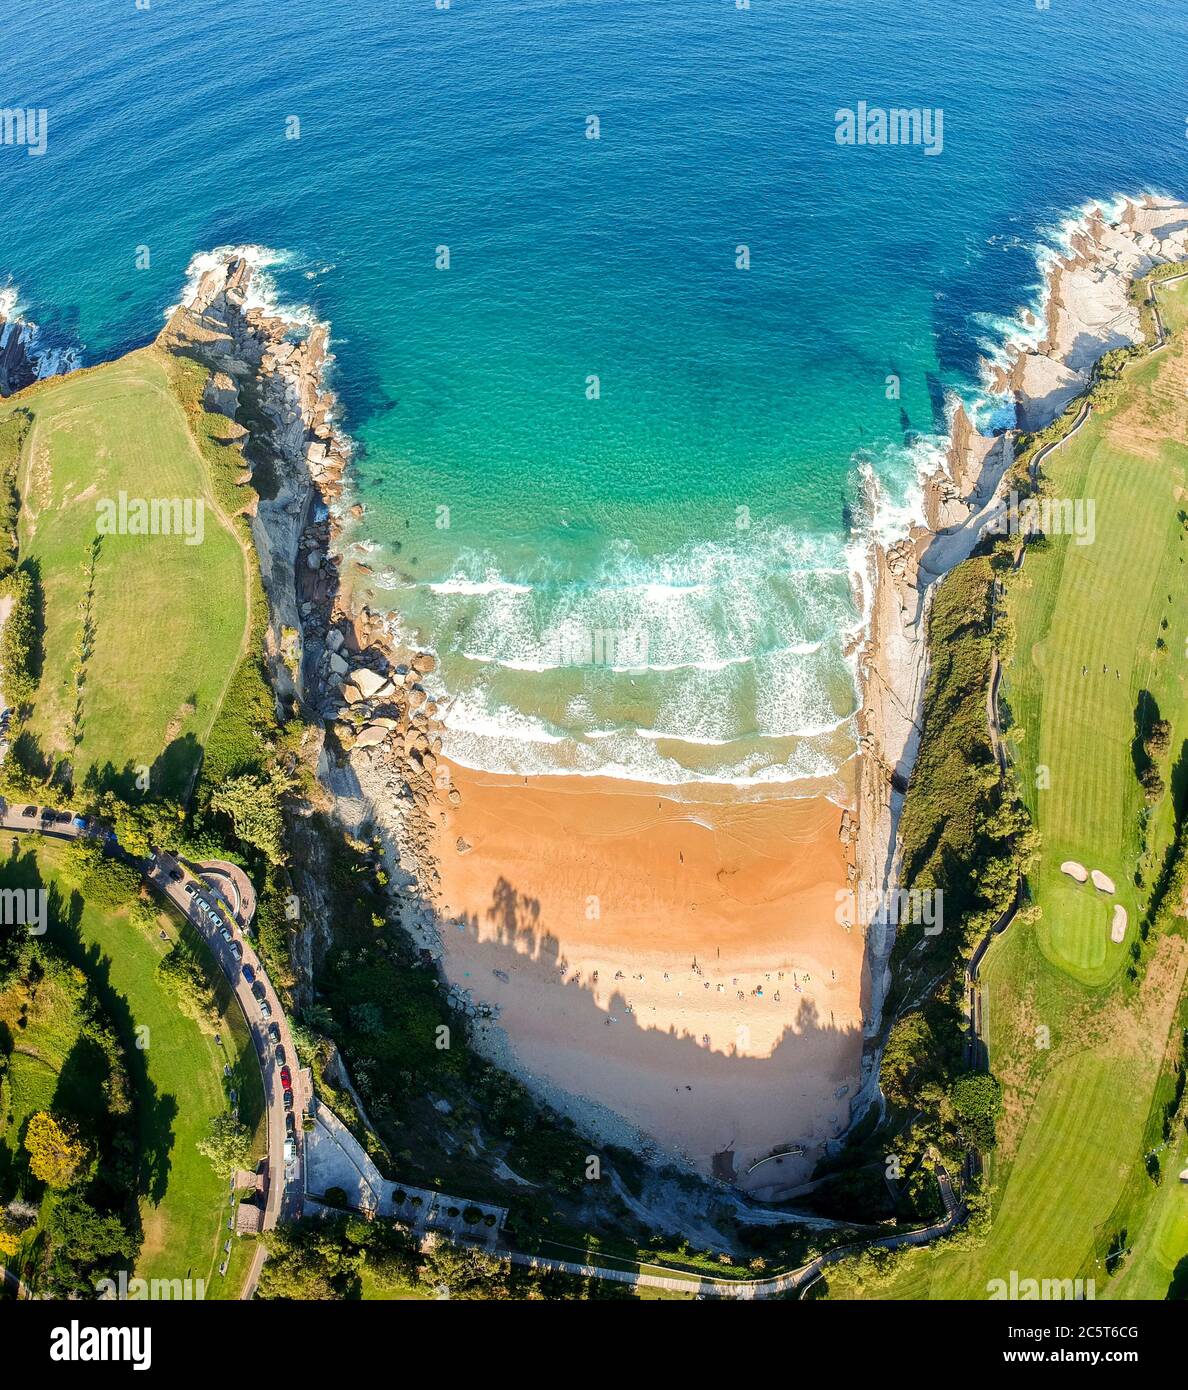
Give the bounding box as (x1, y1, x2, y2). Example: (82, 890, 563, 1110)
(950, 1072, 1003, 1150)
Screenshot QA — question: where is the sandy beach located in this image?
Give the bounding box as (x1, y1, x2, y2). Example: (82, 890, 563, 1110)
(432, 765, 864, 1192)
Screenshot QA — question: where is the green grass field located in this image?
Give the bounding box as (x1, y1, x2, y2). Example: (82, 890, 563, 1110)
(1003, 334, 1188, 983)
(0, 838, 265, 1296)
(6, 348, 249, 798)
(827, 276, 1188, 1303)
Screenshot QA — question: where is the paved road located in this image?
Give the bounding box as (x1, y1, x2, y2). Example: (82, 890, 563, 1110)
(149, 851, 305, 1229)
(1, 802, 305, 1270)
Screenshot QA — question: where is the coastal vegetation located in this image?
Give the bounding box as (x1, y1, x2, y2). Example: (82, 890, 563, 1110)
(821, 268, 1188, 1301)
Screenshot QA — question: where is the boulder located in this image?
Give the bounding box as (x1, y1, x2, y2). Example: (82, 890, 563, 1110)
(354, 725, 390, 749)
(204, 370, 239, 416)
(328, 651, 349, 677)
(349, 667, 389, 701)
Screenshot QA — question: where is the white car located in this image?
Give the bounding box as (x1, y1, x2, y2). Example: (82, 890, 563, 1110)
(220, 926, 234, 943)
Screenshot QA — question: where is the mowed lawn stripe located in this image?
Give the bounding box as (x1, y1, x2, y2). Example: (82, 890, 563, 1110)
(1012, 394, 1183, 982)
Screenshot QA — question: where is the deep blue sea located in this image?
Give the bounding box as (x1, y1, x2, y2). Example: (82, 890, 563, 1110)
(3, 0, 1187, 787)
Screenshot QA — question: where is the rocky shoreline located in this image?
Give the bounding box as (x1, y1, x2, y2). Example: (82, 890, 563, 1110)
(849, 192, 1188, 1117)
(159, 255, 458, 979)
(0, 295, 40, 396)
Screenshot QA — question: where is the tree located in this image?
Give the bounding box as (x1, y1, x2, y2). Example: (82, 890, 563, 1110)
(209, 769, 293, 864)
(62, 838, 142, 909)
(0, 1219, 20, 1258)
(1140, 764, 1166, 805)
(419, 1243, 510, 1300)
(25, 1111, 88, 1188)
(950, 1072, 1003, 1150)
(1146, 720, 1172, 760)
(48, 1192, 135, 1265)
(197, 1113, 253, 1178)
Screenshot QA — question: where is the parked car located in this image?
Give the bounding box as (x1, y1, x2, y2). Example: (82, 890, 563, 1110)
(283, 1089, 294, 1111)
(274, 1045, 286, 1066)
(280, 1065, 292, 1090)
(220, 926, 234, 943)
(251, 980, 267, 1002)
(267, 1023, 281, 1044)
(167, 866, 182, 881)
(259, 999, 272, 1018)
(21, 805, 36, 818)
(209, 912, 224, 931)
(55, 811, 72, 824)
(39, 807, 55, 822)
(230, 941, 243, 960)
(184, 882, 198, 896)
(242, 964, 256, 985)
(285, 1113, 296, 1137)
(71, 816, 87, 831)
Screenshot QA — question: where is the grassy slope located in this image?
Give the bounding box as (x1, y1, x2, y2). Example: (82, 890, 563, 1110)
(7, 348, 248, 797)
(0, 835, 265, 1297)
(827, 278, 1188, 1302)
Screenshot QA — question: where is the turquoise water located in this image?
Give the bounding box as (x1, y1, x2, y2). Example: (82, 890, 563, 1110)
(3, 0, 1188, 785)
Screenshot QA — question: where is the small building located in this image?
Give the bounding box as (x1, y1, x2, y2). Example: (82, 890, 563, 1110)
(236, 1200, 265, 1235)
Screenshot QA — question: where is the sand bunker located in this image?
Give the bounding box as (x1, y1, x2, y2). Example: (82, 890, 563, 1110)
(1061, 861, 1089, 883)
(1091, 869, 1117, 894)
(1111, 905, 1128, 945)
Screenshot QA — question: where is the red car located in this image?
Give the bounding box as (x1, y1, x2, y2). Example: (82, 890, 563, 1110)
(280, 1065, 292, 1090)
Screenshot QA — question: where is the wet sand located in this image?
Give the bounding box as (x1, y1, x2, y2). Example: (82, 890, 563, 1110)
(433, 765, 864, 1193)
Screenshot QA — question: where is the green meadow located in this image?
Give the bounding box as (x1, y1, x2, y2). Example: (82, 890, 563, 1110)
(5, 348, 249, 798)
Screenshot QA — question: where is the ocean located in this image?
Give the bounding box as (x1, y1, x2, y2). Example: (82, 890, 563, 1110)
(3, 0, 1187, 790)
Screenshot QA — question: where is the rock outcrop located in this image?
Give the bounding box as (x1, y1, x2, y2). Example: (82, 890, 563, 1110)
(0, 301, 39, 397)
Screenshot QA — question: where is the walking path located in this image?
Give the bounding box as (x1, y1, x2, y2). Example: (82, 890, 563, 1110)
(503, 1163, 960, 1300)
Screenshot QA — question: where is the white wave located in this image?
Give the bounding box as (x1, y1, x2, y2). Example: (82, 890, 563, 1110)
(634, 728, 738, 747)
(440, 714, 847, 791)
(443, 692, 566, 746)
(431, 577, 533, 596)
(0, 282, 82, 381)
